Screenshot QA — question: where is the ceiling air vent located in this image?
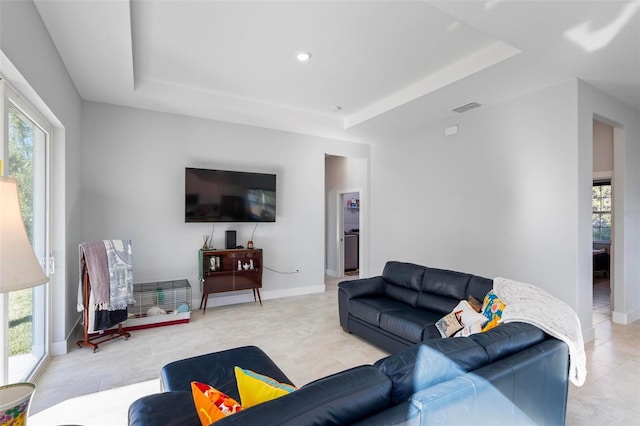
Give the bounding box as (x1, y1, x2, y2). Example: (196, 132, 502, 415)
(452, 102, 482, 113)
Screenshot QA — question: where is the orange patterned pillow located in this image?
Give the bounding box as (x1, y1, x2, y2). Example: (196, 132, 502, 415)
(191, 381, 242, 426)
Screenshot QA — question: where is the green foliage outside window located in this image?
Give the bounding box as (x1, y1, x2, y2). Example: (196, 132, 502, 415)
(592, 184, 612, 242)
(8, 109, 34, 243)
(7, 109, 35, 356)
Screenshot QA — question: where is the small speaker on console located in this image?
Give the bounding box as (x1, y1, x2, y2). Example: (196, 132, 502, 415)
(225, 230, 237, 249)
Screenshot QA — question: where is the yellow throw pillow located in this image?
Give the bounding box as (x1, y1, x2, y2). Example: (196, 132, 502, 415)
(234, 366, 296, 408)
(191, 381, 242, 426)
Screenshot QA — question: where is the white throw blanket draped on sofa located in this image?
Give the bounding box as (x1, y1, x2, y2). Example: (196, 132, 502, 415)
(493, 277, 587, 386)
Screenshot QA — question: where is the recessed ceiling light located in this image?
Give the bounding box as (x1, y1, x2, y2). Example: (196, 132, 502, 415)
(296, 51, 312, 62)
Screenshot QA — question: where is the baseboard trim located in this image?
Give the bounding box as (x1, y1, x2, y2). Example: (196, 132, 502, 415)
(326, 269, 339, 277)
(193, 285, 326, 309)
(52, 316, 81, 356)
(582, 326, 595, 343)
(51, 340, 68, 356)
(612, 308, 640, 324)
(56, 286, 326, 353)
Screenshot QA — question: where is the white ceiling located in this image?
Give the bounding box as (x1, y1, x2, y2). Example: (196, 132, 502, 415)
(34, 0, 640, 142)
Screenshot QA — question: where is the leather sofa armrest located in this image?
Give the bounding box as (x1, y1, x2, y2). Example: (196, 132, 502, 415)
(338, 276, 386, 331)
(128, 391, 200, 426)
(338, 276, 386, 299)
(409, 375, 536, 426)
(410, 339, 569, 426)
(160, 346, 292, 401)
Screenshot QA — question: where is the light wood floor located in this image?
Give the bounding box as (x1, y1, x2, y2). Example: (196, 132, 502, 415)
(29, 275, 640, 425)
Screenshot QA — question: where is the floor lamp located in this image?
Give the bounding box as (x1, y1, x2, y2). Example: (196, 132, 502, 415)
(0, 176, 49, 425)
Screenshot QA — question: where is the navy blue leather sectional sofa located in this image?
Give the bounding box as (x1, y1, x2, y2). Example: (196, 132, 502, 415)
(338, 261, 495, 352)
(128, 261, 570, 425)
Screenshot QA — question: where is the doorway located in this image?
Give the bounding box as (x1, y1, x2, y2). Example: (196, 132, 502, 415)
(341, 191, 360, 277)
(592, 118, 614, 325)
(324, 155, 367, 282)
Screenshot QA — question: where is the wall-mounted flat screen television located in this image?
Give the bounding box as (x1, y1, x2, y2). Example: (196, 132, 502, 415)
(185, 167, 276, 223)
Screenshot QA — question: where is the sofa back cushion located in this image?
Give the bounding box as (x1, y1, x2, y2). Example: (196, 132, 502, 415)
(215, 366, 392, 425)
(382, 262, 426, 307)
(415, 293, 458, 315)
(416, 268, 472, 314)
(421, 336, 490, 371)
(384, 284, 419, 307)
(420, 267, 471, 299)
(469, 322, 546, 363)
(376, 341, 484, 404)
(382, 261, 425, 291)
(467, 275, 493, 302)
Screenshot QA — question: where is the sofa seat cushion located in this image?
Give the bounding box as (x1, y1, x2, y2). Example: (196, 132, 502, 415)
(379, 309, 442, 343)
(422, 324, 441, 340)
(349, 297, 410, 326)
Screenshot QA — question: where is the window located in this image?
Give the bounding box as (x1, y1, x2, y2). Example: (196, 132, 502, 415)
(592, 181, 612, 242)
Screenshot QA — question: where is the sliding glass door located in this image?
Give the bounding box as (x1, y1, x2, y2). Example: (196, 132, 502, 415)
(1, 82, 51, 383)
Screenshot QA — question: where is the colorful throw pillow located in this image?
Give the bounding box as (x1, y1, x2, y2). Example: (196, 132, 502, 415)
(451, 300, 488, 337)
(454, 300, 487, 328)
(480, 290, 506, 332)
(435, 310, 464, 338)
(234, 366, 296, 408)
(191, 381, 242, 426)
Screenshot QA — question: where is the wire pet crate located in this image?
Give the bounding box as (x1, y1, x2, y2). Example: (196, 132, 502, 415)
(125, 279, 192, 330)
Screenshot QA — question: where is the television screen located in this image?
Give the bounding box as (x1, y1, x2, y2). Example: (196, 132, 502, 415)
(185, 168, 276, 222)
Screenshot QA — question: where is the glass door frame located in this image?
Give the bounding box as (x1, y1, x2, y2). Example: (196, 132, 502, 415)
(0, 78, 52, 384)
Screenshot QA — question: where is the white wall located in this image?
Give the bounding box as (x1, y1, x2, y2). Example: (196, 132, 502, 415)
(0, 0, 83, 355)
(368, 79, 640, 338)
(81, 102, 369, 307)
(369, 81, 592, 328)
(593, 119, 614, 174)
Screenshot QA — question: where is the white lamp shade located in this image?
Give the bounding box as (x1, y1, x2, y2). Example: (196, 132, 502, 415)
(0, 177, 48, 292)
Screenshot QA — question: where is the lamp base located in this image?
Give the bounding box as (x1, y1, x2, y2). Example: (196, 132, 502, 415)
(0, 382, 35, 426)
